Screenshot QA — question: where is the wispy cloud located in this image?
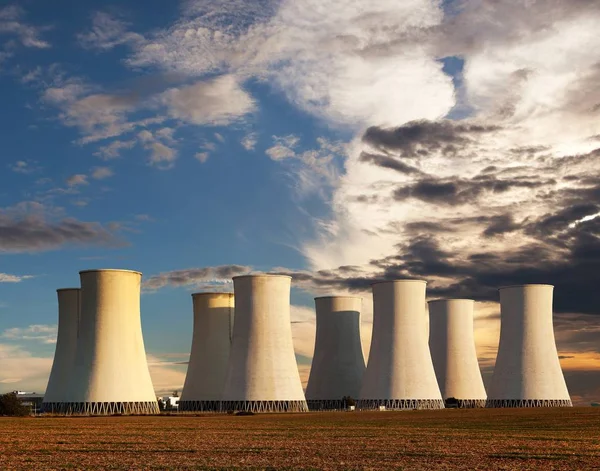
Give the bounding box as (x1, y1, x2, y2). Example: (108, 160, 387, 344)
(1, 325, 57, 344)
(0, 273, 34, 283)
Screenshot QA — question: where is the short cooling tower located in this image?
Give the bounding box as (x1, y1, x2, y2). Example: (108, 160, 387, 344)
(221, 274, 308, 412)
(42, 288, 81, 413)
(305, 296, 366, 410)
(359, 280, 444, 410)
(179, 293, 234, 412)
(428, 299, 487, 408)
(64, 269, 159, 415)
(487, 285, 572, 407)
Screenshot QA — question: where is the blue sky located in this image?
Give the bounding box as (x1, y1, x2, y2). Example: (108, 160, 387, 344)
(2, 0, 600, 403)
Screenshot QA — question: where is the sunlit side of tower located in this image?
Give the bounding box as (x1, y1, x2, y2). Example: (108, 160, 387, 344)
(305, 296, 365, 410)
(65, 269, 160, 415)
(42, 288, 81, 413)
(221, 274, 308, 412)
(359, 280, 444, 410)
(487, 284, 572, 407)
(428, 299, 487, 408)
(179, 293, 234, 412)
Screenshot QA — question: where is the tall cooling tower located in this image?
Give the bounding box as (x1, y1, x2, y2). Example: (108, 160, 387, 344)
(487, 284, 572, 407)
(42, 288, 81, 413)
(179, 293, 234, 412)
(65, 269, 160, 415)
(428, 299, 487, 408)
(305, 296, 365, 410)
(221, 274, 308, 413)
(359, 280, 444, 410)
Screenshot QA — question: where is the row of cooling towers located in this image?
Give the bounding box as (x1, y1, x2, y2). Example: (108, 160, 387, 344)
(40, 269, 572, 415)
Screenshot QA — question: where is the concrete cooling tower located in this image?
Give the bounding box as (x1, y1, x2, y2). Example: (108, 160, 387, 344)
(487, 284, 572, 407)
(305, 296, 366, 410)
(179, 293, 234, 412)
(42, 288, 81, 413)
(64, 269, 159, 415)
(359, 280, 444, 410)
(221, 274, 308, 413)
(428, 299, 487, 408)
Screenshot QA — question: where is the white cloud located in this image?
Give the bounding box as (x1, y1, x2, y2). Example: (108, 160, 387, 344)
(9, 160, 41, 174)
(0, 273, 33, 283)
(241, 132, 258, 150)
(1, 325, 57, 344)
(194, 152, 209, 163)
(146, 354, 187, 396)
(77, 12, 143, 51)
(93, 139, 136, 160)
(91, 166, 113, 180)
(0, 344, 52, 393)
(147, 142, 177, 169)
(160, 75, 256, 126)
(0, 5, 50, 49)
(127, 0, 453, 128)
(66, 174, 88, 187)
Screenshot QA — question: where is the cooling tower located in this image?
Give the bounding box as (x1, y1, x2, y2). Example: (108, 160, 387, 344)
(305, 296, 365, 410)
(428, 299, 487, 408)
(42, 288, 81, 413)
(359, 280, 444, 410)
(221, 274, 308, 412)
(64, 269, 159, 415)
(179, 293, 234, 412)
(487, 285, 572, 407)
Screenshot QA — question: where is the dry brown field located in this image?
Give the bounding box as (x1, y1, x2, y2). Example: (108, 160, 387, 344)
(1, 408, 600, 470)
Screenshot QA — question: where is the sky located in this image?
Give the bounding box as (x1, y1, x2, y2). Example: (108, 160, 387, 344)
(1, 0, 600, 405)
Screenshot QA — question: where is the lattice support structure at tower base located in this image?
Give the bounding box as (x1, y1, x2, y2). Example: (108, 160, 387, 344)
(177, 400, 220, 412)
(306, 399, 354, 411)
(486, 399, 573, 408)
(42, 401, 160, 415)
(220, 400, 309, 413)
(358, 399, 445, 410)
(454, 399, 487, 408)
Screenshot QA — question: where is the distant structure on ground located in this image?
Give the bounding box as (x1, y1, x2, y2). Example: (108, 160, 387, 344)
(64, 269, 159, 415)
(42, 288, 81, 413)
(179, 292, 234, 412)
(305, 296, 365, 410)
(429, 299, 487, 408)
(222, 274, 308, 412)
(487, 284, 572, 407)
(359, 280, 444, 410)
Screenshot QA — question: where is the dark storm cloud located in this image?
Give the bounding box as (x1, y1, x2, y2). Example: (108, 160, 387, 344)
(482, 214, 520, 238)
(393, 175, 551, 206)
(358, 152, 426, 175)
(0, 213, 122, 253)
(143, 265, 252, 290)
(362, 120, 500, 158)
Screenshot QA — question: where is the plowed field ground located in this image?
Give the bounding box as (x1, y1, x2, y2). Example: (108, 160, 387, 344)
(1, 408, 600, 470)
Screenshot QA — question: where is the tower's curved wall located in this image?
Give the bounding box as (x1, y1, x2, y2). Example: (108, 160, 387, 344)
(222, 275, 308, 412)
(487, 284, 571, 407)
(429, 299, 487, 408)
(305, 296, 365, 410)
(359, 280, 443, 410)
(179, 293, 234, 412)
(42, 288, 81, 412)
(65, 269, 159, 415)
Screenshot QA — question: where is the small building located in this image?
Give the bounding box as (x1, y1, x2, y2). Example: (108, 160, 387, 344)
(14, 391, 44, 414)
(162, 396, 180, 411)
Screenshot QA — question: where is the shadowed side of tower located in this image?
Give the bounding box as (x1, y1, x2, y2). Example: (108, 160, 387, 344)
(64, 269, 159, 415)
(359, 280, 444, 410)
(429, 299, 487, 408)
(221, 274, 308, 412)
(179, 292, 234, 412)
(487, 284, 572, 408)
(42, 288, 81, 413)
(306, 296, 365, 410)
